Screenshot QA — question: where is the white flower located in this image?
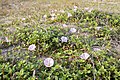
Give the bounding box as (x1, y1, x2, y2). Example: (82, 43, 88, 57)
(88, 8, 93, 12)
(93, 47, 101, 51)
(73, 6, 78, 12)
(28, 44, 36, 51)
(67, 13, 72, 17)
(84, 7, 89, 11)
(69, 28, 77, 33)
(80, 52, 90, 60)
(74, 6, 78, 9)
(51, 17, 55, 20)
(54, 9, 57, 12)
(60, 10, 65, 13)
(110, 28, 113, 30)
(96, 26, 102, 30)
(57, 13, 60, 16)
(73, 8, 77, 12)
(51, 10, 54, 13)
(62, 24, 67, 27)
(61, 36, 68, 43)
(5, 37, 11, 42)
(51, 10, 57, 13)
(22, 18, 26, 21)
(43, 14, 47, 18)
(44, 58, 54, 67)
(28, 15, 31, 18)
(50, 13, 55, 17)
(84, 7, 93, 12)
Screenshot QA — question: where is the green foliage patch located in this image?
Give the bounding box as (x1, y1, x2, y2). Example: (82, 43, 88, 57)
(0, 8, 120, 80)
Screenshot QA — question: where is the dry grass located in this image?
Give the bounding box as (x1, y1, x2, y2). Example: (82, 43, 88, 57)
(0, 0, 120, 23)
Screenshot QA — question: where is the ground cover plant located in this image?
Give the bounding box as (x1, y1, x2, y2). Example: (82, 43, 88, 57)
(0, 0, 120, 80)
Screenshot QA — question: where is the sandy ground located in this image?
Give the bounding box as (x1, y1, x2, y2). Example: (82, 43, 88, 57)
(0, 0, 120, 22)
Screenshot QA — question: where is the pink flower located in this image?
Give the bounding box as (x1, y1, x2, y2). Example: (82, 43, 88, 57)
(62, 24, 67, 27)
(51, 17, 55, 20)
(84, 7, 93, 12)
(22, 18, 26, 21)
(73, 6, 78, 12)
(61, 36, 68, 43)
(44, 58, 54, 67)
(60, 10, 65, 13)
(28, 44, 36, 51)
(93, 47, 101, 51)
(50, 13, 55, 17)
(69, 28, 77, 33)
(73, 8, 77, 12)
(88, 8, 93, 13)
(74, 6, 78, 9)
(84, 7, 89, 11)
(5, 37, 11, 42)
(43, 14, 47, 18)
(80, 52, 90, 60)
(67, 13, 72, 17)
